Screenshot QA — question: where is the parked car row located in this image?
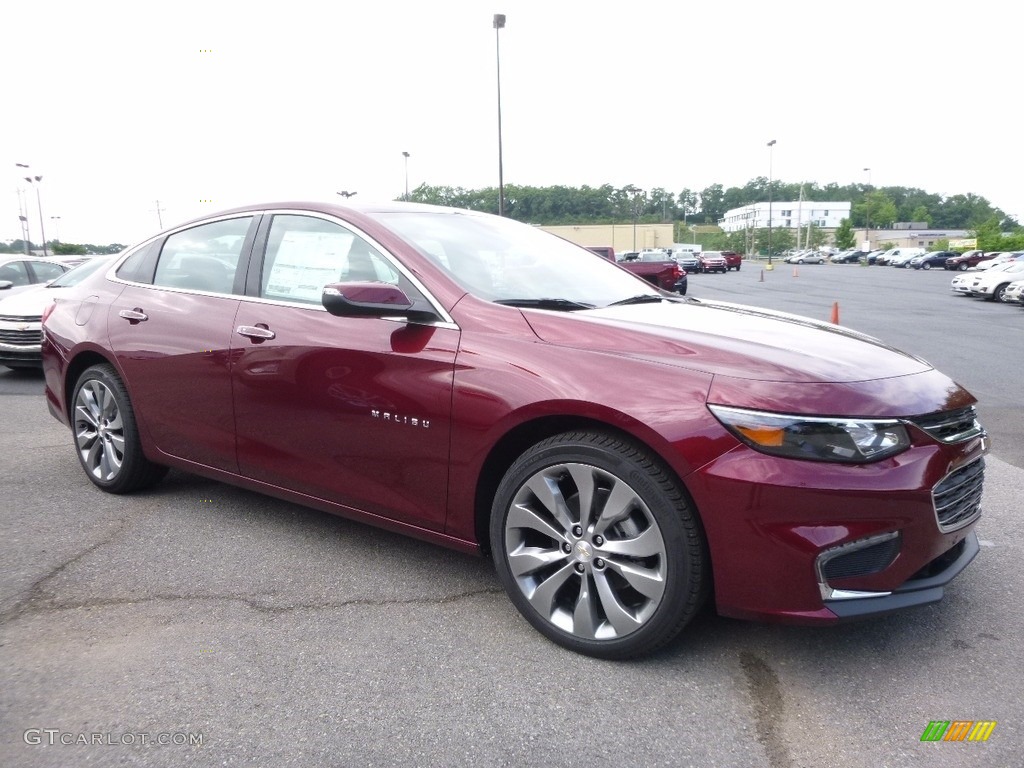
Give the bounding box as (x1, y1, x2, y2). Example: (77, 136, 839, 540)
(634, 248, 741, 274)
(950, 259, 1024, 303)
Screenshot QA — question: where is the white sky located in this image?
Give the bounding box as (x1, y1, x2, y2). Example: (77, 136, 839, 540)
(3, 0, 1019, 245)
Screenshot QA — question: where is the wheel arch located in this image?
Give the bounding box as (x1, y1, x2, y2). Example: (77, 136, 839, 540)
(472, 414, 706, 561)
(64, 350, 119, 423)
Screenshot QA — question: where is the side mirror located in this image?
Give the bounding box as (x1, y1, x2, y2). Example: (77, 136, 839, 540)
(322, 282, 415, 317)
(0, 280, 13, 290)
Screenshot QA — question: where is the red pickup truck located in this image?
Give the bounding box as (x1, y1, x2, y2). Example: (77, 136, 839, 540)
(587, 247, 686, 294)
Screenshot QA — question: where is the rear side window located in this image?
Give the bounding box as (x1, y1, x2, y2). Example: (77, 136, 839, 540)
(153, 217, 252, 294)
(31, 262, 67, 282)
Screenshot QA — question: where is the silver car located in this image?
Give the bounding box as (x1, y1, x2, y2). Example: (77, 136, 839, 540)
(0, 256, 113, 369)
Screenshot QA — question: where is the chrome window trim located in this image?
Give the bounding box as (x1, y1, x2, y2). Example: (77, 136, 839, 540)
(815, 531, 900, 601)
(103, 208, 459, 328)
(105, 211, 258, 290)
(254, 209, 456, 327)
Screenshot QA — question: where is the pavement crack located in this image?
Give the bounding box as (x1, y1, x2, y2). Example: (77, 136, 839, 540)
(0, 520, 129, 625)
(1, 586, 505, 620)
(740, 651, 794, 768)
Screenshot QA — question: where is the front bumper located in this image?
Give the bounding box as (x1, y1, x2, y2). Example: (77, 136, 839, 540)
(683, 417, 986, 624)
(825, 532, 979, 619)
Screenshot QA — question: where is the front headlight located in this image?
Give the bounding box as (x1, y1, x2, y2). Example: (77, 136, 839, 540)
(708, 405, 910, 463)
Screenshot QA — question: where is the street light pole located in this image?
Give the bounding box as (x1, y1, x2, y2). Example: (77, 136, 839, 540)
(863, 167, 871, 251)
(493, 13, 506, 217)
(402, 151, 410, 201)
(14, 164, 32, 254)
(23, 174, 48, 257)
(766, 139, 776, 266)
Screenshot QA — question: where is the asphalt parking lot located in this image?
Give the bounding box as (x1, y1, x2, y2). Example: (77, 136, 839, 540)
(2, 263, 1021, 767)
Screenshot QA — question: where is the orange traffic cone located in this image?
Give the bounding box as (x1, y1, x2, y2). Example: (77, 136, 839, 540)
(830, 301, 840, 324)
(792, 267, 799, 277)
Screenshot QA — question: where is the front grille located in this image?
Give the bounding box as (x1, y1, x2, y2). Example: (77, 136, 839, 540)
(822, 535, 901, 580)
(933, 458, 985, 532)
(0, 329, 42, 345)
(0, 314, 42, 322)
(909, 406, 984, 443)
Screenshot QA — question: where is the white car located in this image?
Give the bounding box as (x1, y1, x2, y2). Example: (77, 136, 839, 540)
(0, 256, 71, 298)
(1001, 279, 1024, 305)
(950, 273, 975, 295)
(974, 252, 1022, 271)
(964, 261, 1024, 302)
(0, 256, 114, 369)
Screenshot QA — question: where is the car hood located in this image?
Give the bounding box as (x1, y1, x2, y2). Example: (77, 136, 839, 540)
(0, 284, 57, 314)
(523, 299, 932, 383)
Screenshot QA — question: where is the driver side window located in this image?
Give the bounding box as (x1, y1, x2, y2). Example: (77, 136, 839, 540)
(260, 215, 407, 305)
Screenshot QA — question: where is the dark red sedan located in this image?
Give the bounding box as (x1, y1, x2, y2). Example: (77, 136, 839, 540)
(41, 201, 987, 659)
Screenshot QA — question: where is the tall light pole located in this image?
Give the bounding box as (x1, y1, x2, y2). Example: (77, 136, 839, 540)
(402, 151, 410, 201)
(863, 167, 871, 251)
(23, 173, 48, 257)
(493, 13, 506, 217)
(766, 140, 776, 265)
(14, 164, 31, 253)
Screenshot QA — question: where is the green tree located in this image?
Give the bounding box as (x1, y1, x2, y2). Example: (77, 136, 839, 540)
(910, 205, 933, 225)
(834, 218, 856, 249)
(856, 191, 898, 228)
(698, 184, 725, 222)
(52, 242, 87, 255)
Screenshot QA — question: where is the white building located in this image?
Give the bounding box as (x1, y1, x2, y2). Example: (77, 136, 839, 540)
(719, 201, 852, 233)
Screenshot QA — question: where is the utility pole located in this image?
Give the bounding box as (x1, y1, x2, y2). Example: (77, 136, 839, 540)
(153, 200, 166, 229)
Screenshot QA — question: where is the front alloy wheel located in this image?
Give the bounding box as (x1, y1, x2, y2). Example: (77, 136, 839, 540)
(491, 431, 707, 659)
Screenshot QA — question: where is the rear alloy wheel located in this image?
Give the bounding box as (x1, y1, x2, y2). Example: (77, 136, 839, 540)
(922, 262, 932, 270)
(72, 364, 168, 493)
(491, 431, 707, 659)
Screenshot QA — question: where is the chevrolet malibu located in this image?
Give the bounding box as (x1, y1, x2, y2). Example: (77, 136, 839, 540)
(41, 202, 987, 659)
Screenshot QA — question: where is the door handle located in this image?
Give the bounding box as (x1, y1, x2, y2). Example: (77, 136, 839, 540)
(235, 324, 276, 342)
(118, 308, 148, 323)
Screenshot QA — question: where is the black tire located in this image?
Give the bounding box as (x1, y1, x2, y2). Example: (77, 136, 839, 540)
(922, 262, 931, 270)
(71, 363, 168, 493)
(959, 263, 969, 271)
(735, 264, 741, 271)
(490, 431, 708, 659)
(992, 283, 1009, 302)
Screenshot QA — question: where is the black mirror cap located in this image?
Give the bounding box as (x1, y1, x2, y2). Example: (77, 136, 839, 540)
(322, 282, 415, 317)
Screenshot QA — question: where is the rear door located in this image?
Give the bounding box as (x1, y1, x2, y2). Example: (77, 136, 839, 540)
(107, 214, 258, 471)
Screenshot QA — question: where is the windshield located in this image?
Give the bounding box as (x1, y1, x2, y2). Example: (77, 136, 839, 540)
(990, 262, 1024, 274)
(49, 257, 113, 287)
(376, 210, 661, 307)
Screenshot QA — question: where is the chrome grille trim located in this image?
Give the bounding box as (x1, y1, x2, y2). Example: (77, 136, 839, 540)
(932, 457, 985, 533)
(909, 405, 984, 444)
(0, 314, 43, 322)
(0, 329, 42, 344)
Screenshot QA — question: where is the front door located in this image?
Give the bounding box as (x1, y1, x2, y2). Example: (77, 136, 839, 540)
(231, 213, 458, 530)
